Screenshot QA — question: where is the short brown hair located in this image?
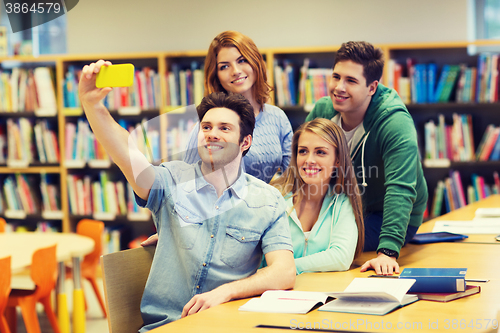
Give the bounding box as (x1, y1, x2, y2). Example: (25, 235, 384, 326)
(204, 31, 272, 109)
(334, 41, 384, 85)
(196, 92, 255, 156)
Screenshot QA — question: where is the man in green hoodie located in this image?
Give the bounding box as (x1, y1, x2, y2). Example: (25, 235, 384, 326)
(305, 41, 428, 275)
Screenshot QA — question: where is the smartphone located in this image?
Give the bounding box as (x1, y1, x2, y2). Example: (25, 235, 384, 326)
(96, 63, 135, 88)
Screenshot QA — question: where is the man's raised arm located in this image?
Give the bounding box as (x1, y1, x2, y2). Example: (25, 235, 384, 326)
(78, 60, 154, 201)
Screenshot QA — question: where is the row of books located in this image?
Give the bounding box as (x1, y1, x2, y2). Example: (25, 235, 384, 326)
(165, 63, 205, 107)
(273, 58, 332, 107)
(387, 53, 500, 104)
(63, 66, 162, 110)
(423, 113, 475, 162)
(166, 117, 197, 159)
(430, 171, 500, 217)
(65, 119, 110, 163)
(1, 221, 59, 233)
(0, 118, 60, 165)
(0, 67, 58, 115)
(1, 174, 61, 216)
(66, 171, 150, 219)
(476, 124, 500, 161)
(65, 118, 160, 165)
(102, 226, 124, 254)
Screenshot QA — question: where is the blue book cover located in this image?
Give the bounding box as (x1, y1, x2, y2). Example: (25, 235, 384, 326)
(442, 186, 450, 213)
(427, 63, 437, 103)
(489, 134, 500, 161)
(400, 268, 467, 293)
(433, 65, 450, 103)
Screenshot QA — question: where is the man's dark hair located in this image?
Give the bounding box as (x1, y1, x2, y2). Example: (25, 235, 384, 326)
(197, 92, 255, 156)
(334, 41, 384, 85)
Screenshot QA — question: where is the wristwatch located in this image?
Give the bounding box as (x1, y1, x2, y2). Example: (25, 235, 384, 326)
(377, 248, 399, 259)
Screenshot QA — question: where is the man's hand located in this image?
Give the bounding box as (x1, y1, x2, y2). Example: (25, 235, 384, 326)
(360, 252, 399, 275)
(141, 233, 159, 247)
(79, 59, 113, 109)
(181, 284, 233, 318)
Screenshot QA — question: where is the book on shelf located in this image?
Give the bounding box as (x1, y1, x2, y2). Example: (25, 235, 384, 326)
(399, 268, 467, 293)
(318, 278, 418, 316)
(163, 62, 204, 107)
(430, 180, 445, 218)
(63, 66, 81, 108)
(239, 290, 334, 314)
(450, 170, 467, 208)
(478, 126, 500, 161)
(415, 284, 480, 302)
(424, 114, 474, 163)
(6, 118, 33, 164)
(33, 67, 57, 116)
(102, 225, 125, 254)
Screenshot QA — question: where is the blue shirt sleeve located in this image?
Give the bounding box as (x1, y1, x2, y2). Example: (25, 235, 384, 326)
(260, 192, 294, 255)
(134, 165, 173, 215)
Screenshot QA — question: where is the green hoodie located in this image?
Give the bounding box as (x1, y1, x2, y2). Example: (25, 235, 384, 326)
(306, 84, 428, 254)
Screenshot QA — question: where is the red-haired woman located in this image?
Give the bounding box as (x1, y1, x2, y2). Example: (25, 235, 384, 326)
(183, 31, 293, 183)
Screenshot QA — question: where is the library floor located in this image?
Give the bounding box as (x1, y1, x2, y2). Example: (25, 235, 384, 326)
(13, 278, 109, 333)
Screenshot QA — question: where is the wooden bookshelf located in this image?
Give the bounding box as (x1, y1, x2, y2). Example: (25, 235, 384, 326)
(1, 40, 500, 244)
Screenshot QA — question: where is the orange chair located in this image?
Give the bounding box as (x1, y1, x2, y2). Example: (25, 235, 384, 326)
(0, 218, 6, 233)
(7, 244, 60, 333)
(0, 256, 12, 333)
(67, 219, 107, 317)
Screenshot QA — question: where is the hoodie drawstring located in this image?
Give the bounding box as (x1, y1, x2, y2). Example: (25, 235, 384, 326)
(360, 132, 370, 187)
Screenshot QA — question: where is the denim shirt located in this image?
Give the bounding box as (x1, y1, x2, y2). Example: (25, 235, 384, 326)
(136, 161, 293, 332)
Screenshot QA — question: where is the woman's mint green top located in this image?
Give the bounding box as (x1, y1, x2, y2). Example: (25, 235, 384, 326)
(286, 191, 359, 274)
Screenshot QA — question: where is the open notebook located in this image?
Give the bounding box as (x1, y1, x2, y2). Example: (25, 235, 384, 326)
(239, 290, 334, 314)
(319, 278, 418, 316)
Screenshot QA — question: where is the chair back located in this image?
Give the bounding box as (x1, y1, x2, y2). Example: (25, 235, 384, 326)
(0, 218, 6, 232)
(77, 219, 105, 273)
(0, 256, 11, 333)
(0, 256, 11, 313)
(30, 245, 57, 299)
(101, 245, 155, 333)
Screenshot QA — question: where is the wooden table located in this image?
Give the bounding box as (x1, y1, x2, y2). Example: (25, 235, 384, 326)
(0, 232, 94, 333)
(149, 195, 500, 333)
(418, 194, 500, 244)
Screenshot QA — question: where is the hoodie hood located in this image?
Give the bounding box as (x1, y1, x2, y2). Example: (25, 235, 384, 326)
(362, 83, 410, 131)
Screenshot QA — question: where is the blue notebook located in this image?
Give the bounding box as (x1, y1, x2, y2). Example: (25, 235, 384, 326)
(410, 232, 468, 244)
(400, 268, 467, 293)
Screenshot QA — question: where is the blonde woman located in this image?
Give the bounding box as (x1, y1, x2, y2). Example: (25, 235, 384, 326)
(268, 118, 364, 274)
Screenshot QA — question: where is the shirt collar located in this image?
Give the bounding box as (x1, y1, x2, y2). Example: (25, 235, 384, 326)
(192, 161, 248, 199)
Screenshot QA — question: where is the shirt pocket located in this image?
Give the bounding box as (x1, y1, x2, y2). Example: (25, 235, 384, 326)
(220, 225, 262, 268)
(173, 203, 204, 250)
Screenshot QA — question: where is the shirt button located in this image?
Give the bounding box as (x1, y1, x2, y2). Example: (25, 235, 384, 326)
(211, 234, 214, 238)
(196, 285, 200, 289)
(185, 216, 189, 219)
(215, 206, 219, 210)
(241, 236, 245, 240)
(202, 263, 206, 266)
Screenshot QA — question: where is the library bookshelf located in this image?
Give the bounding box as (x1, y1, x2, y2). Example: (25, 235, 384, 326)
(1, 40, 499, 248)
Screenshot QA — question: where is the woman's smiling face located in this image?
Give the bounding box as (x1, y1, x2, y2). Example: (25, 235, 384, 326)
(216, 46, 255, 101)
(296, 130, 338, 188)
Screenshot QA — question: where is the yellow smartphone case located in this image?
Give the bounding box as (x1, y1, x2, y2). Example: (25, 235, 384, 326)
(96, 63, 135, 88)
